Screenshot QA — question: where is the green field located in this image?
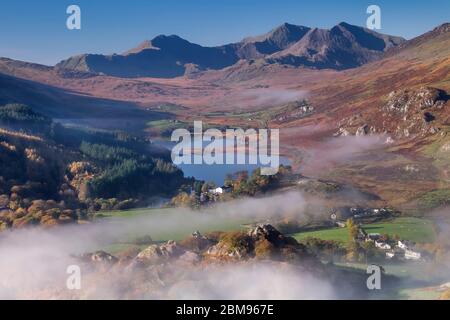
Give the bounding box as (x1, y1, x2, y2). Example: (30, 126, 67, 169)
(291, 217, 436, 245)
(98, 209, 437, 255)
(98, 207, 250, 253)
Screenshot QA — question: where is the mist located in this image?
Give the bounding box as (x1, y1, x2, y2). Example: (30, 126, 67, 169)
(299, 135, 388, 175)
(223, 88, 309, 109)
(0, 191, 338, 300)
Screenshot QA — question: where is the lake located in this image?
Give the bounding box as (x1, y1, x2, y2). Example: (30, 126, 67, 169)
(155, 140, 291, 185)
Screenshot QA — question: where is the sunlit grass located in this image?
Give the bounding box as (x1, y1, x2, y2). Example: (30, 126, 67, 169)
(291, 217, 436, 245)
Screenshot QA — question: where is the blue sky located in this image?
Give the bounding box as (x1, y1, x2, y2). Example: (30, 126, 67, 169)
(1, 0, 449, 65)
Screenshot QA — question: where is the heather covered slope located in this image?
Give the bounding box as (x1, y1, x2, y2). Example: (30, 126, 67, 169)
(285, 24, 450, 209)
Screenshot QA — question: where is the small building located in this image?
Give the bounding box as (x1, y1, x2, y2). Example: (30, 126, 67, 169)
(386, 251, 396, 259)
(375, 241, 392, 250)
(208, 186, 232, 195)
(404, 249, 421, 261)
(208, 187, 224, 195)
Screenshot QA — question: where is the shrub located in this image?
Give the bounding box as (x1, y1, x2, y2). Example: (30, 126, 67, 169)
(219, 231, 253, 253)
(255, 238, 276, 259)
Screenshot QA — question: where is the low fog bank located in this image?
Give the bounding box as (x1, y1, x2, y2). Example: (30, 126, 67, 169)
(2, 190, 449, 299)
(222, 88, 309, 109)
(64, 262, 338, 300)
(0, 191, 338, 299)
(299, 134, 389, 175)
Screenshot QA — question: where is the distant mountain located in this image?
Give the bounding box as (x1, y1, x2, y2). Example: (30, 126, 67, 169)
(56, 35, 239, 78)
(267, 22, 405, 69)
(55, 22, 404, 78)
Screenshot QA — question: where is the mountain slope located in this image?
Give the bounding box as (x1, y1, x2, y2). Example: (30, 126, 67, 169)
(0, 72, 168, 132)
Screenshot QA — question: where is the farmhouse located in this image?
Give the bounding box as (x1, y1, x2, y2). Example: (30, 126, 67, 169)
(404, 249, 421, 260)
(375, 241, 392, 250)
(208, 186, 232, 195)
(397, 240, 409, 250)
(396, 240, 422, 261)
(386, 251, 396, 259)
(208, 187, 224, 195)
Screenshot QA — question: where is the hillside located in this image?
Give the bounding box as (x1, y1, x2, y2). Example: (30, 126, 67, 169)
(0, 104, 190, 230)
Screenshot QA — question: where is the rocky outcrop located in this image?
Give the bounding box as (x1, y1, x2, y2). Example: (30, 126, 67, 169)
(135, 240, 186, 265)
(383, 87, 446, 114)
(205, 224, 309, 261)
(206, 232, 253, 260)
(336, 87, 448, 139)
(180, 231, 216, 253)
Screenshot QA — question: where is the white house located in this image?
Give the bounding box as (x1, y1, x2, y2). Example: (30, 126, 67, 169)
(386, 251, 395, 259)
(375, 241, 392, 250)
(210, 187, 223, 194)
(404, 249, 421, 261)
(208, 186, 232, 195)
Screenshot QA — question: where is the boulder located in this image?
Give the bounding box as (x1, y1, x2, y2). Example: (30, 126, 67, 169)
(81, 251, 118, 265)
(136, 240, 185, 265)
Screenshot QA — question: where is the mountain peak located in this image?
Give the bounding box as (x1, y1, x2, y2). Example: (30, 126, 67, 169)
(433, 22, 450, 34)
(337, 21, 351, 27)
(277, 22, 302, 29)
(151, 34, 190, 46)
(152, 34, 184, 41)
(125, 35, 191, 55)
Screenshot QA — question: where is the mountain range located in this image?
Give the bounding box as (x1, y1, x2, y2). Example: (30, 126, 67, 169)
(55, 22, 405, 78)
